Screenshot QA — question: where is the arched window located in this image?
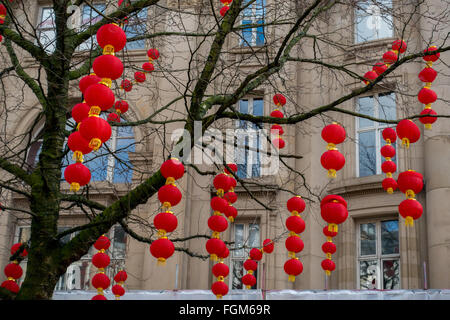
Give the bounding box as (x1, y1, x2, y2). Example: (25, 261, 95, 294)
(27, 115, 135, 184)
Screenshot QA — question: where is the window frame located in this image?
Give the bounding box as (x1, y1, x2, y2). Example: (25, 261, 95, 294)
(229, 220, 260, 290)
(356, 218, 401, 290)
(239, 0, 266, 47)
(354, 0, 394, 44)
(36, 6, 56, 53)
(355, 92, 397, 178)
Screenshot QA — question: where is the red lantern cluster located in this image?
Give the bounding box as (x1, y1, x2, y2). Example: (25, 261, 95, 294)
(271, 94, 287, 149)
(219, 0, 232, 17)
(151, 158, 185, 265)
(218, 164, 239, 222)
(119, 48, 160, 94)
(112, 270, 127, 300)
(397, 170, 424, 226)
(1, 243, 28, 294)
(241, 238, 274, 289)
(284, 196, 305, 282)
(380, 128, 398, 194)
(0, 4, 7, 25)
(91, 235, 111, 300)
(321, 122, 346, 178)
(362, 40, 406, 84)
(418, 46, 440, 130)
(320, 195, 347, 276)
(211, 247, 229, 299)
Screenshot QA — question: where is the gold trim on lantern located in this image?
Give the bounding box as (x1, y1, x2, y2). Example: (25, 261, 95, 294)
(165, 177, 175, 185)
(248, 270, 254, 275)
(210, 254, 218, 261)
(7, 277, 15, 281)
(288, 275, 295, 282)
(426, 61, 433, 67)
(157, 229, 167, 237)
(325, 270, 331, 276)
(89, 138, 102, 151)
(327, 169, 337, 178)
(216, 189, 224, 197)
(88, 106, 101, 117)
(100, 78, 112, 88)
(157, 257, 166, 266)
(103, 44, 115, 55)
(288, 251, 296, 259)
(162, 202, 172, 209)
(212, 231, 220, 239)
(401, 137, 410, 149)
(326, 236, 332, 242)
(405, 189, 416, 199)
(405, 216, 414, 227)
(387, 187, 394, 194)
(73, 151, 84, 163)
(425, 123, 432, 130)
(328, 223, 338, 233)
(385, 157, 391, 161)
(327, 143, 336, 150)
(217, 276, 225, 282)
(386, 172, 393, 178)
(70, 182, 80, 192)
(326, 253, 332, 259)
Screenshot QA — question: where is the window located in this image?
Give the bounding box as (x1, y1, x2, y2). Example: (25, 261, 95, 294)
(240, 0, 265, 47)
(30, 116, 135, 184)
(37, 7, 56, 53)
(230, 222, 260, 289)
(356, 92, 396, 177)
(123, 7, 148, 50)
(235, 98, 263, 179)
(355, 0, 393, 43)
(76, 3, 107, 51)
(55, 225, 127, 291)
(357, 219, 400, 289)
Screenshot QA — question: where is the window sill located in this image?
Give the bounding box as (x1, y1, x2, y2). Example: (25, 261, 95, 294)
(326, 174, 387, 196)
(349, 37, 396, 52)
(228, 45, 268, 54)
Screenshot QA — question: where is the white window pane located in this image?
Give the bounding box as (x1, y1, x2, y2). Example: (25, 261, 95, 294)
(231, 260, 244, 289)
(359, 260, 378, 289)
(360, 223, 376, 256)
(248, 224, 260, 248)
(381, 220, 399, 255)
(383, 259, 400, 289)
(233, 224, 244, 257)
(39, 8, 55, 28)
(355, 1, 393, 43)
(112, 226, 127, 258)
(18, 227, 31, 243)
(38, 30, 56, 52)
(358, 96, 374, 128)
(358, 130, 377, 177)
(378, 93, 396, 121)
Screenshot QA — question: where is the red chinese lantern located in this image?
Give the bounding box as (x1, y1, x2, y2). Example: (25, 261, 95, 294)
(92, 294, 107, 300)
(273, 137, 285, 149)
(381, 160, 397, 175)
(284, 258, 303, 282)
(92, 54, 124, 81)
(223, 191, 237, 204)
(270, 109, 284, 118)
(382, 177, 398, 194)
(285, 235, 304, 257)
(212, 281, 228, 299)
(423, 46, 440, 63)
(273, 94, 287, 106)
(92, 252, 110, 270)
(382, 127, 397, 144)
(396, 119, 420, 148)
(220, 0, 232, 4)
(287, 196, 305, 214)
(262, 239, 274, 254)
(224, 163, 238, 174)
(212, 262, 229, 279)
(211, 196, 229, 213)
(114, 270, 128, 283)
(228, 176, 237, 191)
(271, 124, 284, 135)
(419, 108, 437, 130)
(0, 4, 7, 24)
(321, 123, 346, 147)
(112, 269, 127, 300)
(1, 280, 19, 293)
(134, 71, 146, 83)
(96, 23, 127, 54)
(84, 83, 115, 113)
(397, 170, 423, 198)
(79, 116, 112, 150)
(285, 215, 305, 234)
(64, 163, 91, 191)
(92, 273, 110, 291)
(4, 263, 23, 280)
(206, 238, 226, 261)
(380, 144, 396, 159)
(419, 67, 437, 83)
(112, 284, 125, 298)
(10, 243, 28, 257)
(392, 39, 407, 53)
(321, 149, 345, 178)
(322, 241, 336, 258)
(147, 48, 160, 61)
(208, 214, 229, 233)
(79, 74, 101, 94)
(158, 184, 182, 208)
(121, 79, 133, 92)
(94, 235, 111, 251)
(219, 246, 229, 260)
(213, 173, 232, 195)
(154, 211, 178, 235)
(249, 248, 263, 261)
(418, 87, 437, 106)
(68, 131, 92, 163)
(107, 112, 120, 123)
(323, 226, 337, 239)
(320, 195, 348, 233)
(142, 62, 155, 73)
(321, 259, 336, 275)
(114, 100, 129, 115)
(219, 6, 230, 16)
(72, 103, 90, 124)
(383, 50, 398, 65)
(160, 158, 185, 184)
(150, 237, 175, 265)
(242, 273, 256, 289)
(398, 198, 423, 226)
(224, 205, 238, 222)
(373, 62, 388, 75)
(363, 71, 378, 84)
(244, 259, 257, 273)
